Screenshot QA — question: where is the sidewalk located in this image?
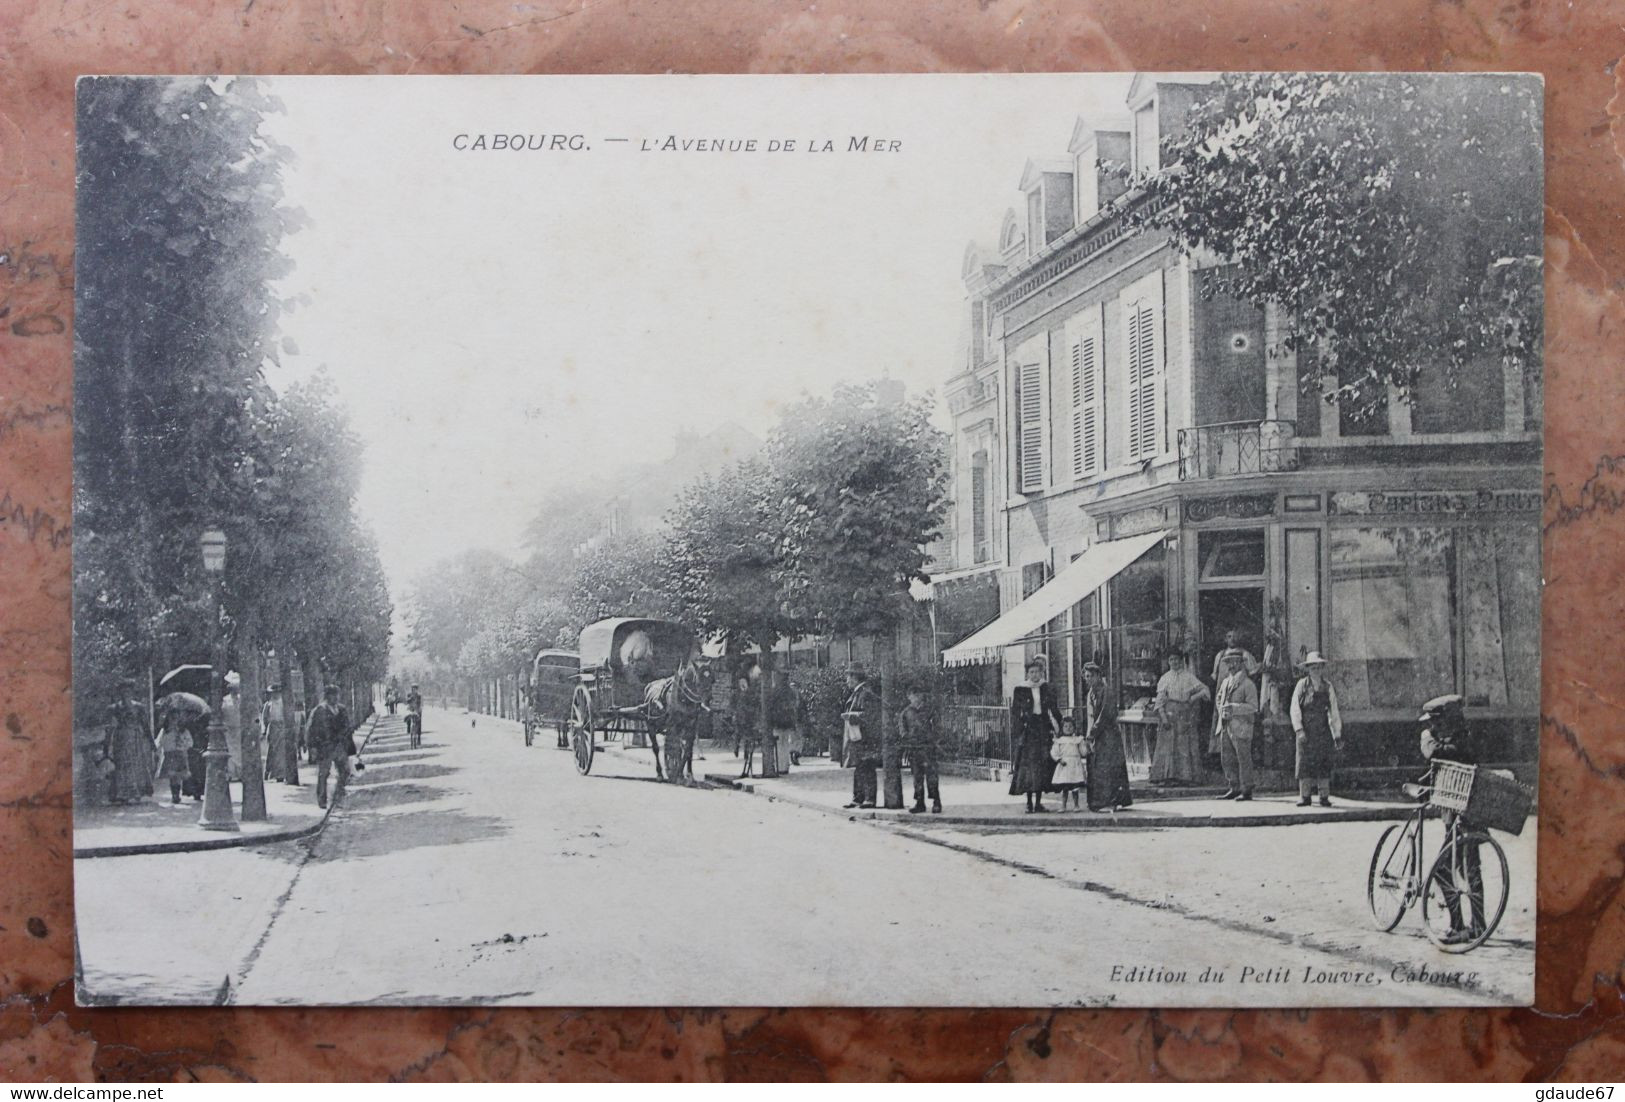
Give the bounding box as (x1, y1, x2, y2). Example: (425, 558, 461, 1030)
(73, 712, 386, 858)
(698, 751, 1416, 830)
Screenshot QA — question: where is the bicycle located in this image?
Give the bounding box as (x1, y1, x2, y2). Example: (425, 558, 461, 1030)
(1365, 760, 1527, 953)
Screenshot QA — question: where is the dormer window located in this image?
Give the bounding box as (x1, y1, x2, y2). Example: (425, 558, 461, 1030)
(999, 209, 1024, 259)
(1133, 101, 1158, 177)
(1018, 159, 1075, 258)
(1075, 148, 1099, 222)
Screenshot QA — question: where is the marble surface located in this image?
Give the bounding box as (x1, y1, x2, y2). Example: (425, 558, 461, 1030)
(2, 0, 1623, 1081)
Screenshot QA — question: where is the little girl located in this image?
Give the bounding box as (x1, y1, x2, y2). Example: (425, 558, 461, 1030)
(1049, 715, 1088, 811)
(154, 713, 193, 805)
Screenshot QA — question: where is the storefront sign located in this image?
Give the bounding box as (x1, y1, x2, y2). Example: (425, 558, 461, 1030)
(1109, 504, 1168, 538)
(1328, 489, 1542, 516)
(1183, 494, 1277, 524)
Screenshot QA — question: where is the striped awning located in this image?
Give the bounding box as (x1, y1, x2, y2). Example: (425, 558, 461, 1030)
(940, 530, 1167, 667)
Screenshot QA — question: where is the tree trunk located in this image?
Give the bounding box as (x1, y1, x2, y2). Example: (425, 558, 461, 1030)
(275, 641, 299, 785)
(238, 611, 268, 821)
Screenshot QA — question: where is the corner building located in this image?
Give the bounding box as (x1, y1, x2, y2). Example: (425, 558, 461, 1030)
(937, 74, 1540, 775)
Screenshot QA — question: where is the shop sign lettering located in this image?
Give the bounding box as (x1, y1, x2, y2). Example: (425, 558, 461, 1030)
(1182, 494, 1277, 524)
(1328, 489, 1541, 516)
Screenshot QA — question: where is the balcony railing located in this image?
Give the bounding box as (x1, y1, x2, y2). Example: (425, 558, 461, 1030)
(1177, 419, 1299, 480)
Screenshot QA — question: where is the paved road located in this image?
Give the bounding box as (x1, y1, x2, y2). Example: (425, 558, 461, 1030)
(74, 708, 1533, 1007)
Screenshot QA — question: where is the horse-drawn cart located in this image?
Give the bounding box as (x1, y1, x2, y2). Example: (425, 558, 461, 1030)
(524, 648, 579, 749)
(566, 617, 712, 779)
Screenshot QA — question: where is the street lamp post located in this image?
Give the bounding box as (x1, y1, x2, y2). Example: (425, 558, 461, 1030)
(198, 527, 239, 832)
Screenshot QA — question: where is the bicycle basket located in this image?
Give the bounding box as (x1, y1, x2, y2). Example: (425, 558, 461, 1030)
(1428, 760, 1533, 835)
(1429, 760, 1475, 814)
(1462, 769, 1534, 835)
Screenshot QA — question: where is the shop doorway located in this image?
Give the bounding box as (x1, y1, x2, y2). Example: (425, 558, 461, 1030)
(1198, 587, 1265, 684)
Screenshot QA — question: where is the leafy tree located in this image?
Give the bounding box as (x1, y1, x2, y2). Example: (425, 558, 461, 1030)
(768, 381, 949, 805)
(662, 459, 798, 652)
(770, 382, 950, 640)
(1128, 72, 1542, 416)
(74, 76, 297, 709)
(404, 548, 528, 665)
(558, 531, 677, 636)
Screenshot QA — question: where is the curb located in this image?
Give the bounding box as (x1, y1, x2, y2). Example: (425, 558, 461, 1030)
(73, 714, 384, 859)
(701, 773, 1417, 831)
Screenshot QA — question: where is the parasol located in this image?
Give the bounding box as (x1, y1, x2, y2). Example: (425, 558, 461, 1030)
(156, 691, 210, 718)
(158, 664, 213, 698)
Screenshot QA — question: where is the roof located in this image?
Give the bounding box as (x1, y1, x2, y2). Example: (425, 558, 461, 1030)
(1067, 114, 1133, 153)
(576, 617, 695, 668)
(1126, 71, 1219, 109)
(1018, 156, 1074, 192)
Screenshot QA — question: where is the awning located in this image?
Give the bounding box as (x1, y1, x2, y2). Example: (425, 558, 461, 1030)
(941, 530, 1167, 667)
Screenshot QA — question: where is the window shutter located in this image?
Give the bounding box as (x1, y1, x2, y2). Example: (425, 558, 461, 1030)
(1070, 328, 1101, 478)
(1126, 297, 1162, 460)
(1018, 361, 1045, 492)
(1136, 303, 1159, 457)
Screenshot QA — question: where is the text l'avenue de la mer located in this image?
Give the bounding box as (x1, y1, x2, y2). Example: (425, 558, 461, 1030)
(449, 133, 903, 154)
(1108, 964, 1483, 990)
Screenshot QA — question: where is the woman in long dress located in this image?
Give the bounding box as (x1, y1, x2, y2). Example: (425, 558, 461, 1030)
(1008, 655, 1061, 813)
(1150, 652, 1210, 786)
(105, 683, 155, 803)
(1084, 662, 1133, 812)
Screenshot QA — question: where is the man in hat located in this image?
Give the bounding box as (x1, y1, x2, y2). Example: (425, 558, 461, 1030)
(1289, 652, 1343, 806)
(406, 682, 423, 748)
(304, 684, 353, 809)
(1209, 629, 1260, 686)
(1213, 649, 1260, 800)
(841, 664, 880, 809)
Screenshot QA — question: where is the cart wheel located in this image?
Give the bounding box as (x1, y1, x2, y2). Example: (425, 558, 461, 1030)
(568, 686, 595, 775)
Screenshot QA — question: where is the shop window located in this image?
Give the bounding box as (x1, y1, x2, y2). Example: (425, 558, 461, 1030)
(1328, 527, 1455, 710)
(1198, 529, 1266, 581)
(1111, 543, 1167, 630)
(1459, 527, 1540, 710)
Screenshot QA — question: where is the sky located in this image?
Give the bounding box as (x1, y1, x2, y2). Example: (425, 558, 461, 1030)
(260, 74, 1135, 606)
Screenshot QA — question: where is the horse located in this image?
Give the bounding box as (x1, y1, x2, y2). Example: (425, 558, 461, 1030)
(642, 656, 714, 784)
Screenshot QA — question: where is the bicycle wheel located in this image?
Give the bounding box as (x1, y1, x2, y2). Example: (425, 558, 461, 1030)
(1421, 829, 1509, 953)
(1367, 820, 1419, 931)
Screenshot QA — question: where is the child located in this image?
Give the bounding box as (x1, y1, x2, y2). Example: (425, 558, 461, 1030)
(154, 713, 193, 805)
(1049, 715, 1088, 811)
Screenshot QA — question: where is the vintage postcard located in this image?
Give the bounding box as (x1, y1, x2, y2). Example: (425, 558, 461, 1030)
(71, 73, 1542, 1007)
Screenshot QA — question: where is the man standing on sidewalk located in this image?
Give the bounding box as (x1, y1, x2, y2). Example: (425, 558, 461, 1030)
(1214, 650, 1260, 801)
(305, 684, 352, 809)
(841, 664, 879, 809)
(406, 682, 423, 748)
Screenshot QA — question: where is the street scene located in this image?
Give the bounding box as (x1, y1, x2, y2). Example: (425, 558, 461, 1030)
(72, 73, 1541, 1006)
(76, 707, 1535, 1007)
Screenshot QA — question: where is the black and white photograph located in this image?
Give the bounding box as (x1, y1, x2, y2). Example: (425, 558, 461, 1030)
(71, 72, 1543, 1008)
